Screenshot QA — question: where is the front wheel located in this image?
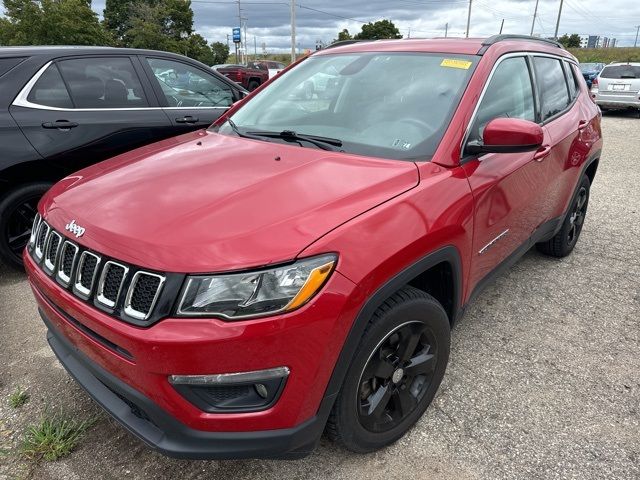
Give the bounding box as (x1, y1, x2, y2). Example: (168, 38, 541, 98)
(0, 182, 52, 270)
(536, 174, 590, 258)
(326, 286, 450, 453)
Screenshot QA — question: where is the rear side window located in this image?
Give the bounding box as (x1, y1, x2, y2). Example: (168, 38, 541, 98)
(533, 57, 570, 120)
(0, 57, 26, 78)
(57, 57, 149, 108)
(26, 64, 73, 108)
(469, 56, 535, 142)
(564, 61, 579, 100)
(600, 65, 640, 79)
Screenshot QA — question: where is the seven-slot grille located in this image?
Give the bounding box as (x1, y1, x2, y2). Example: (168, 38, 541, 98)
(27, 216, 165, 322)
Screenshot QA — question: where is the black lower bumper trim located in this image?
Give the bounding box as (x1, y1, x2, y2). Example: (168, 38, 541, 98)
(43, 310, 330, 460)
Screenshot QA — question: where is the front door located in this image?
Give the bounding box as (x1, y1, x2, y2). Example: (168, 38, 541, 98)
(462, 55, 550, 293)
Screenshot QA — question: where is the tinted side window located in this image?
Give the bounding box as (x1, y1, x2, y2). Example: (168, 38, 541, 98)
(564, 61, 579, 99)
(57, 57, 149, 108)
(26, 64, 73, 108)
(469, 56, 535, 142)
(146, 57, 233, 108)
(0, 57, 26, 78)
(533, 57, 570, 120)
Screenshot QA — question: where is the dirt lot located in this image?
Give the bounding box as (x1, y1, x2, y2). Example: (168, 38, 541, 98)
(1, 112, 639, 480)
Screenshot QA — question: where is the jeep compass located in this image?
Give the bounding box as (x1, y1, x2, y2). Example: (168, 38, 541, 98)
(25, 35, 602, 459)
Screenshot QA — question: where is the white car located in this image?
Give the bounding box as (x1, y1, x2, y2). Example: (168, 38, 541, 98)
(592, 62, 640, 112)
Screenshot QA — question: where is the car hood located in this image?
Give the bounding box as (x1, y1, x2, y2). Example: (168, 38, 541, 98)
(42, 130, 419, 273)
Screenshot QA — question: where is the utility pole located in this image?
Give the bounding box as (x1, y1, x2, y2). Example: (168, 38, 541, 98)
(236, 0, 241, 63)
(466, 0, 472, 38)
(445, 22, 448, 38)
(530, 0, 539, 36)
(254, 36, 257, 60)
(635, 25, 640, 48)
(226, 34, 230, 48)
(291, 0, 296, 63)
(553, 0, 564, 40)
(408, 26, 411, 38)
(499, 19, 504, 34)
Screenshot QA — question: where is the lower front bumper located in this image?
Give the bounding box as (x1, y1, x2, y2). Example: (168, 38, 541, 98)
(44, 312, 330, 460)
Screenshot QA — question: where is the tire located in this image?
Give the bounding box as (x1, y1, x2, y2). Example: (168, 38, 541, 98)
(536, 174, 590, 258)
(327, 286, 450, 453)
(247, 80, 260, 91)
(0, 182, 52, 270)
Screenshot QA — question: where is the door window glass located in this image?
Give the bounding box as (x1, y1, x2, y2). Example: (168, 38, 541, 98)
(146, 58, 234, 108)
(26, 64, 73, 108)
(533, 56, 570, 120)
(469, 56, 535, 142)
(57, 57, 148, 108)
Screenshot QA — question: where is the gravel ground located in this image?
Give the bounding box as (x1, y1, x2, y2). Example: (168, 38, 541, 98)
(1, 112, 638, 480)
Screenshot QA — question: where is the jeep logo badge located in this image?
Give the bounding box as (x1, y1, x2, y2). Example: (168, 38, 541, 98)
(65, 219, 86, 238)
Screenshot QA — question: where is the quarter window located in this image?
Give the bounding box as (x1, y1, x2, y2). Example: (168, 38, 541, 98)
(469, 56, 535, 142)
(564, 61, 579, 100)
(57, 57, 149, 108)
(145, 58, 234, 108)
(533, 57, 570, 120)
(26, 64, 73, 108)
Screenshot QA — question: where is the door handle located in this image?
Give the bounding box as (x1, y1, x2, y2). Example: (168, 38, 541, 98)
(533, 145, 551, 162)
(42, 120, 79, 129)
(578, 120, 589, 130)
(175, 116, 199, 124)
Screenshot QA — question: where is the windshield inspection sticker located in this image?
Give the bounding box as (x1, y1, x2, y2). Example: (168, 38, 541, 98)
(441, 59, 473, 70)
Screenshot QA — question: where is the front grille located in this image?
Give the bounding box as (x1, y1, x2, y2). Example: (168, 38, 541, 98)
(97, 262, 128, 308)
(29, 222, 166, 324)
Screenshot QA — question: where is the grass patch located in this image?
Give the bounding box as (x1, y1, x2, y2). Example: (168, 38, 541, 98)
(21, 413, 95, 461)
(9, 388, 30, 408)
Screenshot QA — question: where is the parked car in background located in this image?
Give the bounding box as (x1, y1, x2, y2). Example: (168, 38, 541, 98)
(591, 62, 640, 113)
(253, 60, 287, 79)
(213, 62, 269, 90)
(579, 62, 604, 88)
(26, 35, 601, 459)
(0, 46, 246, 269)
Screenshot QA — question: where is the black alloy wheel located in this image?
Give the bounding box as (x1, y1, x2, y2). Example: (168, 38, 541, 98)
(358, 321, 436, 433)
(567, 186, 588, 247)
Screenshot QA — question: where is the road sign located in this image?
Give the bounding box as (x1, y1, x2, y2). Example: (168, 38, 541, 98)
(232, 27, 241, 43)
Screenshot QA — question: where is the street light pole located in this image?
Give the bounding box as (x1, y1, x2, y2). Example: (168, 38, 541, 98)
(530, 0, 539, 36)
(635, 25, 640, 48)
(291, 0, 296, 63)
(466, 0, 472, 38)
(553, 0, 564, 41)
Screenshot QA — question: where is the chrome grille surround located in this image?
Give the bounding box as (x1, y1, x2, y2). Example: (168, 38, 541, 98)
(56, 241, 79, 287)
(43, 230, 62, 274)
(74, 251, 101, 299)
(96, 261, 129, 308)
(34, 221, 50, 261)
(28, 213, 42, 248)
(124, 271, 166, 320)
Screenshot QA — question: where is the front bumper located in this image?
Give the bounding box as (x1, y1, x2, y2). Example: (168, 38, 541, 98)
(44, 313, 329, 459)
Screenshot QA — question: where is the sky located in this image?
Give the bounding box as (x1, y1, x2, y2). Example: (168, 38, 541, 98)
(6, 0, 640, 51)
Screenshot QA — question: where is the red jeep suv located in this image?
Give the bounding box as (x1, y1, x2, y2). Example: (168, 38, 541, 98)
(25, 35, 602, 459)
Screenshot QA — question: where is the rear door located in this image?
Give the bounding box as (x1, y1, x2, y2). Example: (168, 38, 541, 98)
(10, 55, 172, 171)
(140, 56, 237, 131)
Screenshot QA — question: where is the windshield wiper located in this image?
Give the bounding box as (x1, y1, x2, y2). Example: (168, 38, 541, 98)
(226, 118, 270, 141)
(246, 129, 343, 151)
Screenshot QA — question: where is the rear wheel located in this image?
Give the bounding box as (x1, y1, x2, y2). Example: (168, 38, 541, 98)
(0, 182, 52, 270)
(327, 286, 450, 453)
(536, 175, 590, 258)
(247, 80, 260, 91)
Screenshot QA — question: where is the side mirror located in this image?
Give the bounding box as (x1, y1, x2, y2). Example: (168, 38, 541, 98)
(466, 118, 543, 155)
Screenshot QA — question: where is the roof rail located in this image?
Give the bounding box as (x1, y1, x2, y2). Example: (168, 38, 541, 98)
(323, 39, 372, 50)
(479, 34, 563, 54)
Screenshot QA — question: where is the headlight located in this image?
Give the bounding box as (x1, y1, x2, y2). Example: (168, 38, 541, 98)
(177, 254, 337, 319)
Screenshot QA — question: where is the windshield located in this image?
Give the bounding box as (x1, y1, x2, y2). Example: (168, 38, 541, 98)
(600, 65, 640, 79)
(216, 52, 477, 161)
(580, 63, 600, 72)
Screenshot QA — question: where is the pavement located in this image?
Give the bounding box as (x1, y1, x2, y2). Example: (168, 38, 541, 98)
(1, 111, 639, 480)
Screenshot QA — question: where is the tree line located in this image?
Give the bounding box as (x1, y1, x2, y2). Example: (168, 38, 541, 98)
(0, 0, 230, 65)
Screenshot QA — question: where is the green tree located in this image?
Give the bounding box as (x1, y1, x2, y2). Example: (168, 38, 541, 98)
(180, 34, 214, 65)
(103, 0, 131, 43)
(335, 29, 352, 42)
(354, 20, 402, 40)
(210, 41, 230, 65)
(1, 0, 112, 46)
(558, 33, 581, 48)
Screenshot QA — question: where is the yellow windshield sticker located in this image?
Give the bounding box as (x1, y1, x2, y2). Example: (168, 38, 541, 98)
(441, 59, 472, 70)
